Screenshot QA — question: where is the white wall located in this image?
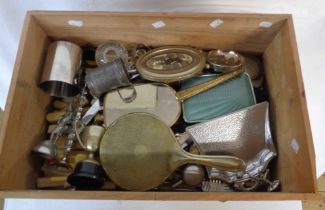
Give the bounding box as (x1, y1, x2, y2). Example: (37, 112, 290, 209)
(0, 0, 324, 177)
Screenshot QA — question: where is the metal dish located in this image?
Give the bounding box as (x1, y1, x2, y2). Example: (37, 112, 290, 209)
(207, 50, 244, 73)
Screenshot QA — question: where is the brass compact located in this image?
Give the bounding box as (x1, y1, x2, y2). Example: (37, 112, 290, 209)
(99, 113, 245, 191)
(136, 46, 206, 82)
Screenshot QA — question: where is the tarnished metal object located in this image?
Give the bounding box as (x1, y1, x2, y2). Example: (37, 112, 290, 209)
(40, 41, 82, 98)
(80, 125, 105, 152)
(232, 169, 280, 192)
(202, 180, 234, 192)
(58, 87, 87, 167)
(85, 59, 136, 102)
(207, 50, 244, 73)
(32, 105, 74, 160)
(99, 113, 245, 191)
(32, 140, 57, 160)
(182, 165, 205, 187)
(95, 41, 128, 66)
(186, 102, 278, 191)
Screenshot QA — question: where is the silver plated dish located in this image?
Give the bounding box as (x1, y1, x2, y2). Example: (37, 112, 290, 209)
(186, 102, 278, 191)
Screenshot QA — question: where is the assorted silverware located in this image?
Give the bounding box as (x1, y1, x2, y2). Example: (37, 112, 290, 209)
(33, 40, 279, 192)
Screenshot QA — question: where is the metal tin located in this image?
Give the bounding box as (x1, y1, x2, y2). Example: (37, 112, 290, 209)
(40, 41, 82, 98)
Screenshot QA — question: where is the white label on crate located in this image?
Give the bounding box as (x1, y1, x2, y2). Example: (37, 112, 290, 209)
(259, 21, 273, 28)
(209, 19, 224, 28)
(152, 20, 166, 29)
(67, 19, 84, 27)
(291, 138, 300, 154)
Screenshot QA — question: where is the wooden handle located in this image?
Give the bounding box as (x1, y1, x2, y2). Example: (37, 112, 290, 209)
(175, 68, 244, 102)
(46, 110, 67, 123)
(182, 151, 246, 172)
(37, 176, 69, 188)
(53, 100, 68, 110)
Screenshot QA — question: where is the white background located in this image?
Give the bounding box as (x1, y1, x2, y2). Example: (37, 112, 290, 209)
(0, 1, 324, 209)
(4, 199, 302, 210)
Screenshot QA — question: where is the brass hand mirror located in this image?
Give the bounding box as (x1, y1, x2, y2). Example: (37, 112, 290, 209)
(99, 113, 245, 191)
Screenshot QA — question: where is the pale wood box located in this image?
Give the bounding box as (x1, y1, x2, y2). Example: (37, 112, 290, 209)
(0, 11, 317, 200)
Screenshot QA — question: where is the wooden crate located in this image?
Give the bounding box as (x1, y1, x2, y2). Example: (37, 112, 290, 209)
(0, 11, 318, 200)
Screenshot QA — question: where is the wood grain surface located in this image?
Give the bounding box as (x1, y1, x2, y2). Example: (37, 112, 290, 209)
(303, 175, 325, 210)
(0, 11, 317, 200)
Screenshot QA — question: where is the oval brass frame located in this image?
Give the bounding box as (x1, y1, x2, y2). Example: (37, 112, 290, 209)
(136, 46, 206, 82)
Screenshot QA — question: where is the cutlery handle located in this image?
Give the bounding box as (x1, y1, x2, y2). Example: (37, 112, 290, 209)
(175, 68, 244, 102)
(182, 151, 246, 172)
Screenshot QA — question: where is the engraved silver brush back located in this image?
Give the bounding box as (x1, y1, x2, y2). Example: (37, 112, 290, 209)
(186, 102, 277, 185)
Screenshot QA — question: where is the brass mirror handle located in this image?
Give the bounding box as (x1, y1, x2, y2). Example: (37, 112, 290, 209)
(183, 151, 246, 172)
(175, 68, 244, 102)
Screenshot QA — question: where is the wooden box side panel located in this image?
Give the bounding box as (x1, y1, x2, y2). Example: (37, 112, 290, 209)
(0, 190, 320, 201)
(0, 13, 51, 189)
(31, 12, 287, 53)
(0, 12, 316, 198)
(263, 18, 316, 193)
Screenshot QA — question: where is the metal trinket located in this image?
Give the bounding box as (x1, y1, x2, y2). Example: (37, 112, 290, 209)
(207, 49, 244, 73)
(85, 59, 137, 103)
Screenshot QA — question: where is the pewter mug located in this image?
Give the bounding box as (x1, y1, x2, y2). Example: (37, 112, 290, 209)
(85, 59, 136, 102)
